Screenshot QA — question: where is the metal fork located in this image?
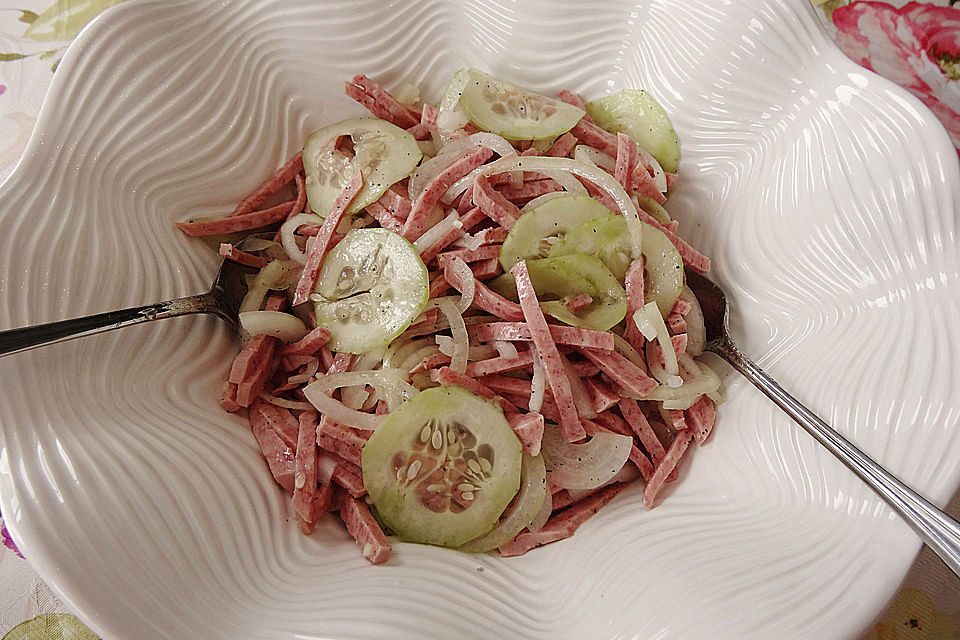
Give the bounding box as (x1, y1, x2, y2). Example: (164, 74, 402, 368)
(0, 256, 253, 357)
(685, 268, 960, 576)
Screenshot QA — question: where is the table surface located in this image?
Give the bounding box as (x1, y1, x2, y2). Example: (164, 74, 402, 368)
(1, 0, 959, 638)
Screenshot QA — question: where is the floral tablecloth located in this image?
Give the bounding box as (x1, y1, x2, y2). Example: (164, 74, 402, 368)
(0, 1, 959, 638)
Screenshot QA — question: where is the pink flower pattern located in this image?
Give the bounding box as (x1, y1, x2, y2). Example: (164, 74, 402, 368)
(1, 517, 24, 559)
(833, 1, 960, 154)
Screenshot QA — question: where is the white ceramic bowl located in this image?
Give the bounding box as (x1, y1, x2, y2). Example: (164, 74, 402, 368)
(1, 1, 959, 638)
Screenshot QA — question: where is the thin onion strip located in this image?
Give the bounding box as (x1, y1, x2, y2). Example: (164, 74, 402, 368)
(541, 428, 631, 491)
(414, 210, 461, 254)
(239, 310, 309, 343)
(280, 213, 324, 264)
(448, 257, 475, 313)
(436, 297, 469, 373)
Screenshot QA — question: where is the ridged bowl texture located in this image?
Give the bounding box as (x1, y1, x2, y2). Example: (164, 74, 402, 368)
(0, 1, 958, 639)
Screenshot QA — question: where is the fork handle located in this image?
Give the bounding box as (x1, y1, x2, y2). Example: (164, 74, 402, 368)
(0, 293, 219, 357)
(712, 337, 960, 577)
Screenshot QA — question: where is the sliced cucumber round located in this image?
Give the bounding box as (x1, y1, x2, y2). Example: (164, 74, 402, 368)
(585, 89, 680, 173)
(312, 228, 428, 354)
(362, 386, 522, 548)
(534, 254, 627, 331)
(494, 254, 627, 331)
(458, 453, 546, 553)
(549, 215, 632, 280)
(458, 69, 585, 141)
(499, 195, 612, 272)
(302, 117, 422, 217)
(640, 222, 684, 316)
(548, 216, 682, 316)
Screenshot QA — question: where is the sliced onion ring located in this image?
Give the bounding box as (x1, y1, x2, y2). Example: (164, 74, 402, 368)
(258, 392, 314, 412)
(414, 210, 461, 255)
(520, 191, 568, 214)
(435, 297, 469, 373)
(280, 213, 324, 264)
(573, 145, 616, 172)
(647, 357, 721, 410)
(239, 260, 300, 314)
(448, 257, 475, 313)
(340, 346, 386, 409)
(529, 349, 546, 413)
(541, 427, 631, 491)
(527, 486, 553, 532)
(635, 144, 667, 193)
(303, 370, 415, 429)
(239, 310, 309, 343)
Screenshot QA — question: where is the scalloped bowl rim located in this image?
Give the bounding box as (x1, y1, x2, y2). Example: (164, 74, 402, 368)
(1, 1, 958, 639)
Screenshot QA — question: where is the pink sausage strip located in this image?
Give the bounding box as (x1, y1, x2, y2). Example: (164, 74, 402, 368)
(230, 334, 279, 407)
(219, 382, 241, 413)
(480, 375, 534, 397)
(464, 351, 534, 377)
(471, 257, 501, 279)
(636, 209, 710, 273)
(435, 243, 501, 268)
(614, 133, 638, 193)
(468, 322, 614, 350)
(473, 174, 521, 230)
(498, 482, 629, 556)
(632, 164, 667, 204)
(248, 402, 297, 493)
(497, 178, 562, 202)
(345, 74, 420, 129)
(584, 377, 620, 414)
(317, 431, 362, 467)
(418, 206, 487, 265)
(664, 408, 688, 432)
(555, 90, 590, 117)
(570, 119, 618, 157)
(292, 410, 319, 522)
(507, 412, 545, 456)
(403, 147, 493, 240)
(219, 243, 268, 268)
(429, 367, 517, 415)
(337, 493, 392, 564)
(618, 397, 667, 466)
(228, 152, 303, 218)
(444, 261, 524, 321)
(365, 201, 404, 233)
(684, 395, 717, 445)
(546, 132, 578, 157)
(512, 261, 585, 442)
(642, 430, 693, 508)
(580, 348, 657, 399)
(254, 401, 299, 450)
(326, 452, 366, 498)
(176, 198, 295, 237)
(666, 311, 687, 334)
(292, 172, 364, 305)
(279, 327, 331, 357)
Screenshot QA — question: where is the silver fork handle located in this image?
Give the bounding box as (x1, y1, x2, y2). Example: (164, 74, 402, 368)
(0, 293, 219, 357)
(712, 337, 960, 576)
